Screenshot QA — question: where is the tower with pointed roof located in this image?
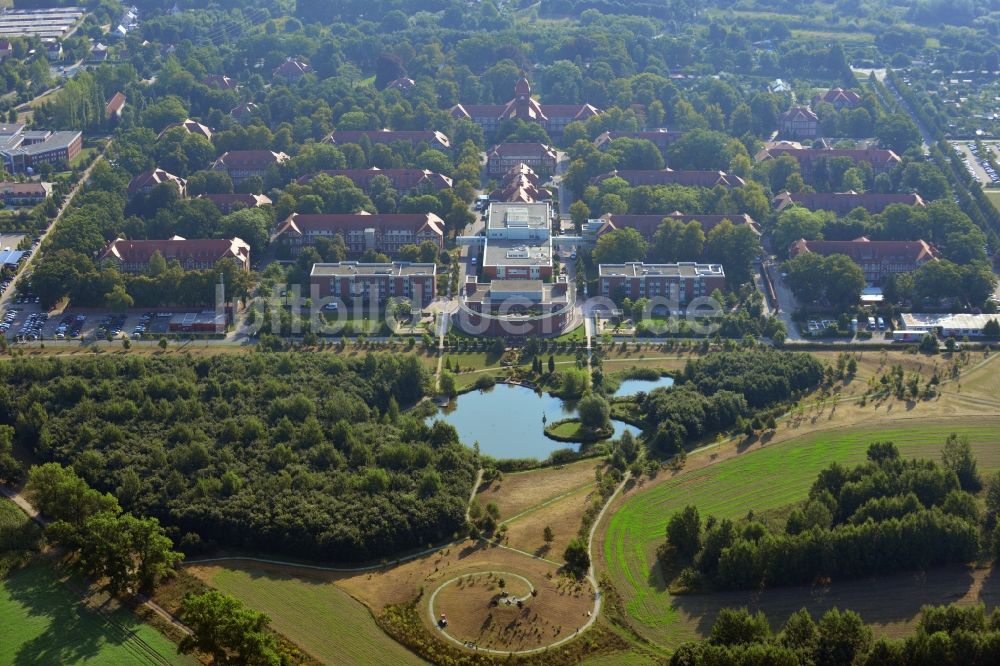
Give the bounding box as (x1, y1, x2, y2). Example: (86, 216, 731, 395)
(449, 75, 599, 138)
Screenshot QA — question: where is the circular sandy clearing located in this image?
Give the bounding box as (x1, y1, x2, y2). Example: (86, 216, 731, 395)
(427, 567, 594, 653)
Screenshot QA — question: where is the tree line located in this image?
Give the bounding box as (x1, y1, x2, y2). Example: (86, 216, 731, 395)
(671, 601, 1000, 666)
(626, 351, 823, 454)
(664, 437, 986, 592)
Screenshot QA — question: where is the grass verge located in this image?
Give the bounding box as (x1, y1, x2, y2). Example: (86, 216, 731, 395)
(191, 565, 427, 665)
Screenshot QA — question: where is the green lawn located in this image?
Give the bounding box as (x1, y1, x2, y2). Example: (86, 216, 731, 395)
(69, 146, 97, 169)
(202, 566, 426, 665)
(0, 500, 41, 578)
(0, 563, 189, 665)
(603, 419, 1000, 647)
(985, 189, 1000, 214)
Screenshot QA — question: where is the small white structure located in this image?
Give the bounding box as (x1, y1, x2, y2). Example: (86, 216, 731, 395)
(900, 313, 1000, 338)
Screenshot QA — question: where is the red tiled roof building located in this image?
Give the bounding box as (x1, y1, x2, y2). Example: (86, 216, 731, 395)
(772, 190, 926, 215)
(272, 58, 312, 83)
(127, 168, 186, 198)
(203, 74, 236, 90)
(593, 129, 685, 152)
(295, 168, 452, 194)
(158, 118, 212, 141)
(589, 212, 760, 243)
(322, 130, 451, 152)
(755, 145, 901, 180)
(779, 107, 819, 139)
(788, 236, 940, 284)
(450, 75, 600, 138)
(811, 87, 862, 111)
(274, 213, 445, 256)
(211, 150, 289, 184)
(486, 142, 557, 177)
(196, 193, 272, 214)
(99, 236, 251, 273)
(591, 168, 745, 189)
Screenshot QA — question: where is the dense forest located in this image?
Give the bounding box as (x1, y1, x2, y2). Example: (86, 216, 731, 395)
(0, 353, 478, 561)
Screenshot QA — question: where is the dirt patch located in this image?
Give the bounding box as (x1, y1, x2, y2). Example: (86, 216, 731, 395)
(503, 485, 595, 559)
(429, 567, 594, 651)
(478, 458, 605, 521)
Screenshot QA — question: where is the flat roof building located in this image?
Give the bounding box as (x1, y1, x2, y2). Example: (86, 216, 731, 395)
(0, 181, 52, 205)
(0, 127, 82, 174)
(901, 313, 1000, 338)
(310, 261, 436, 307)
(599, 262, 726, 304)
(0, 248, 25, 268)
(481, 202, 553, 280)
(458, 276, 573, 337)
(485, 202, 551, 239)
(168, 311, 227, 334)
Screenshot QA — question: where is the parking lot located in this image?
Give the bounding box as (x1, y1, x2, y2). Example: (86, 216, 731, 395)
(952, 141, 1000, 185)
(803, 315, 888, 338)
(0, 307, 177, 342)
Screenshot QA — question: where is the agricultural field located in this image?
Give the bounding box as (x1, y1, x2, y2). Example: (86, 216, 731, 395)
(0, 562, 189, 665)
(600, 417, 1000, 648)
(189, 565, 427, 666)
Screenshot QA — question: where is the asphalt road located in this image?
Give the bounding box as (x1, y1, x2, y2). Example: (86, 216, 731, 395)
(0, 146, 108, 315)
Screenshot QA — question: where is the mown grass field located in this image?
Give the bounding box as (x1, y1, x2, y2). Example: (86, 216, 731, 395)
(0, 563, 188, 665)
(602, 419, 1000, 647)
(195, 566, 427, 666)
(0, 500, 41, 578)
(985, 189, 1000, 214)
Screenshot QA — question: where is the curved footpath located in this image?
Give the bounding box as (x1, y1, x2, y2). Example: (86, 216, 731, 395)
(185, 470, 631, 656)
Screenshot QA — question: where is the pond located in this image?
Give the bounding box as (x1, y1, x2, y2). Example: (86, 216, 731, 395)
(429, 375, 673, 460)
(430, 383, 635, 459)
(611, 375, 675, 397)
